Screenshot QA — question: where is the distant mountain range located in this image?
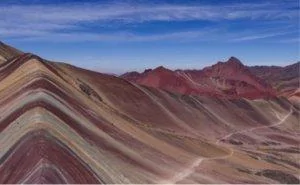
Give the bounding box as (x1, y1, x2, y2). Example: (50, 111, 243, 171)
(121, 56, 299, 101)
(0, 41, 299, 184)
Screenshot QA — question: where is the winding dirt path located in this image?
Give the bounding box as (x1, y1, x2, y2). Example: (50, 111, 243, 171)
(166, 106, 293, 184)
(216, 107, 293, 144)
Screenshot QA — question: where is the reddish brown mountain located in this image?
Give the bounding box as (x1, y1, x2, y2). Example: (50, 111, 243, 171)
(121, 66, 202, 95)
(121, 57, 275, 99)
(1, 41, 299, 184)
(250, 62, 300, 102)
(0, 41, 23, 63)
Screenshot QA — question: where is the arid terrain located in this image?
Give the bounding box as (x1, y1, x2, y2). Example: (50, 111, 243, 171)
(0, 41, 299, 184)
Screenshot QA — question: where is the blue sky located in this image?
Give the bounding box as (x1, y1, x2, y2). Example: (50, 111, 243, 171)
(0, 0, 299, 73)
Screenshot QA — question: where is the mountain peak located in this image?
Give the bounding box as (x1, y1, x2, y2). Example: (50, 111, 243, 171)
(155, 66, 166, 70)
(0, 41, 23, 61)
(143, 68, 152, 73)
(120, 71, 141, 82)
(153, 66, 171, 72)
(206, 56, 245, 73)
(226, 56, 244, 66)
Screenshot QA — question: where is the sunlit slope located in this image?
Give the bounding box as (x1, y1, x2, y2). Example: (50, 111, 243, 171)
(0, 52, 299, 183)
(0, 41, 22, 64)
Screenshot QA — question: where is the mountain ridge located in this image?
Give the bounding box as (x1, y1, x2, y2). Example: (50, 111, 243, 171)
(0, 41, 23, 63)
(121, 56, 292, 99)
(1, 41, 299, 184)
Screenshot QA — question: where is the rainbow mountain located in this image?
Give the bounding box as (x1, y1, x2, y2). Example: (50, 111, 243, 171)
(0, 41, 299, 184)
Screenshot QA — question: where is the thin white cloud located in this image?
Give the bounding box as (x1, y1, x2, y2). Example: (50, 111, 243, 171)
(0, 2, 297, 23)
(275, 38, 300, 43)
(0, 1, 297, 42)
(231, 31, 297, 42)
(12, 29, 216, 42)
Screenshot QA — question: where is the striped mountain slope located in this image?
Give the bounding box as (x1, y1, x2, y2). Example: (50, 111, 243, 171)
(0, 48, 299, 183)
(0, 42, 23, 64)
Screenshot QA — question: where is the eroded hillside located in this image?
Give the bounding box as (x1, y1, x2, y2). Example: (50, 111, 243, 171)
(0, 43, 299, 184)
